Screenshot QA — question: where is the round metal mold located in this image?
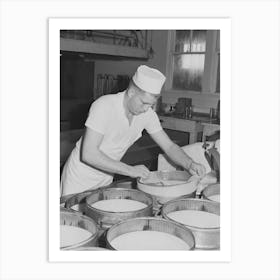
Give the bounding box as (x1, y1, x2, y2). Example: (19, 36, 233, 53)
(201, 183, 220, 202)
(137, 171, 198, 205)
(162, 198, 220, 250)
(60, 208, 99, 250)
(63, 246, 110, 251)
(64, 180, 136, 212)
(64, 190, 97, 213)
(85, 187, 153, 229)
(106, 217, 195, 250)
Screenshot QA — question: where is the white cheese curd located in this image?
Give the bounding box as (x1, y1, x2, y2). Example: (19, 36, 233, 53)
(91, 199, 147, 212)
(141, 176, 186, 186)
(60, 225, 92, 248)
(167, 210, 220, 228)
(110, 230, 190, 250)
(208, 194, 220, 202)
(156, 180, 188, 186)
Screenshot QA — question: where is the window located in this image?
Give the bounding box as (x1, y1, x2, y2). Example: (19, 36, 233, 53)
(166, 30, 220, 94)
(172, 30, 206, 91)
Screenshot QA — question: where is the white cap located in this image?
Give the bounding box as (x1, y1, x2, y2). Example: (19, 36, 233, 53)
(132, 65, 166, 95)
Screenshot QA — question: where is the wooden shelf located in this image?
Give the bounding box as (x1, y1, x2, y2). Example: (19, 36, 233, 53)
(60, 38, 149, 59)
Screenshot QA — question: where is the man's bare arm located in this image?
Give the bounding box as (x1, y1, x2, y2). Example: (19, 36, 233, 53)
(150, 130, 206, 176)
(81, 128, 150, 178)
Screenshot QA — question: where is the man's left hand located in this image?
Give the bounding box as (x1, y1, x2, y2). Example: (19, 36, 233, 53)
(188, 162, 206, 177)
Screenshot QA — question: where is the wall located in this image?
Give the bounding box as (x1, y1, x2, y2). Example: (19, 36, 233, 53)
(94, 30, 219, 110)
(60, 30, 219, 122)
(94, 30, 168, 93)
(60, 30, 172, 130)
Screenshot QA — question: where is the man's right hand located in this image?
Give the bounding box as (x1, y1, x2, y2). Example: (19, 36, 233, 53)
(130, 165, 150, 179)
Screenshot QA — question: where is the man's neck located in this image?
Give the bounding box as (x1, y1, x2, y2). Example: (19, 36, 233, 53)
(123, 90, 134, 123)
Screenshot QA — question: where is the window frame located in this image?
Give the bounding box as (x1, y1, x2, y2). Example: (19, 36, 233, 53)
(215, 32, 220, 93)
(165, 30, 220, 95)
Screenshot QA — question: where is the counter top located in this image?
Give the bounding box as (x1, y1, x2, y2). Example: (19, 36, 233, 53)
(158, 113, 219, 125)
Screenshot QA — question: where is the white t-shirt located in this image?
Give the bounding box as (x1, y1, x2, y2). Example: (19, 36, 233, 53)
(61, 91, 162, 196)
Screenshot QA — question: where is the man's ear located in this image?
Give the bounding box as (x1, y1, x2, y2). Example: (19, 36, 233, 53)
(127, 88, 136, 98)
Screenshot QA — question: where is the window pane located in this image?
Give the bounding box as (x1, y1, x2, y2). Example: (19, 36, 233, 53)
(191, 30, 207, 52)
(175, 30, 191, 52)
(172, 54, 205, 91)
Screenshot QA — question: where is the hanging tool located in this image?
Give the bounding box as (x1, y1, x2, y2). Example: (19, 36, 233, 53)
(203, 141, 220, 182)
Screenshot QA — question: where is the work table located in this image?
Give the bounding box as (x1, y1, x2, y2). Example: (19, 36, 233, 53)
(158, 115, 203, 144)
(158, 113, 219, 124)
(158, 114, 220, 144)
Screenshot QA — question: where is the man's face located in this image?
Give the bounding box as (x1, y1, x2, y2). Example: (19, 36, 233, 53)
(128, 90, 158, 115)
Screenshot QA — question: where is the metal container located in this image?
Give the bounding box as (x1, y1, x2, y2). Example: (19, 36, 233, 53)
(162, 198, 220, 250)
(60, 193, 75, 208)
(65, 190, 96, 213)
(201, 183, 220, 202)
(85, 188, 153, 229)
(64, 180, 136, 212)
(106, 217, 195, 250)
(137, 171, 198, 206)
(64, 246, 110, 251)
(60, 208, 99, 250)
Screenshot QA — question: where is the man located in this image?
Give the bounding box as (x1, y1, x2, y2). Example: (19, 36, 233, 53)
(61, 65, 206, 196)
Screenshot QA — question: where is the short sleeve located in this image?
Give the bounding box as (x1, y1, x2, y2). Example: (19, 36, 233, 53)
(144, 109, 163, 134)
(85, 97, 110, 134)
